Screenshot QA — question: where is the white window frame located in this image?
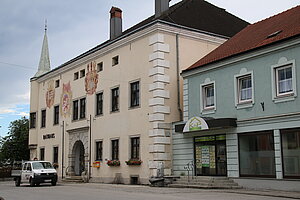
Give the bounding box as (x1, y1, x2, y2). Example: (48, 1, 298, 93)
(234, 71, 254, 109)
(200, 81, 216, 114)
(271, 59, 297, 103)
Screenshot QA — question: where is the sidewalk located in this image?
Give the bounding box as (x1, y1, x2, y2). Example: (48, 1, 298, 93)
(219, 189, 300, 199)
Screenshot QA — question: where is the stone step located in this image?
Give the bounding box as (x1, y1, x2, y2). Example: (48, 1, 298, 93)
(62, 176, 84, 183)
(174, 180, 238, 185)
(179, 176, 230, 181)
(169, 183, 243, 189)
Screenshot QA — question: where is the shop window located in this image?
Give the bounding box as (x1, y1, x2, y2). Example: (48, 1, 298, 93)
(239, 132, 275, 177)
(281, 129, 300, 178)
(30, 112, 36, 129)
(95, 141, 103, 161)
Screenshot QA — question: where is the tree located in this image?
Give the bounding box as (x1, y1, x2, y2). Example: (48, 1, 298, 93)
(0, 117, 29, 164)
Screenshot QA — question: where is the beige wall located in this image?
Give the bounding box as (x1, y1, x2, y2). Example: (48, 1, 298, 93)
(29, 23, 225, 183)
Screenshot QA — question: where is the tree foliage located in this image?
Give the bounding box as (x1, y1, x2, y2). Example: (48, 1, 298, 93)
(0, 117, 29, 164)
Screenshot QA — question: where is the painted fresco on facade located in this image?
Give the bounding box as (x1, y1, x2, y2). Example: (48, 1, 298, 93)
(45, 79, 55, 108)
(61, 81, 72, 117)
(85, 61, 98, 95)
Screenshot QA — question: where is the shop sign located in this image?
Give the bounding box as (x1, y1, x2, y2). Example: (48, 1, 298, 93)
(43, 133, 55, 140)
(183, 116, 209, 133)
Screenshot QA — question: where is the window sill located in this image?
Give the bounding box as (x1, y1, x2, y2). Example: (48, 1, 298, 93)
(201, 108, 215, 115)
(273, 95, 296, 103)
(129, 105, 140, 110)
(236, 102, 254, 109)
(110, 110, 120, 114)
(95, 114, 104, 118)
(53, 123, 59, 126)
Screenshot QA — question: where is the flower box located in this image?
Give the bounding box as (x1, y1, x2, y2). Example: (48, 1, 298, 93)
(125, 159, 142, 166)
(106, 160, 120, 166)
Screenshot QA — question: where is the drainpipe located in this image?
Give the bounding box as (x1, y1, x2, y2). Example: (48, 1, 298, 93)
(176, 34, 183, 121)
(89, 114, 92, 182)
(62, 121, 64, 179)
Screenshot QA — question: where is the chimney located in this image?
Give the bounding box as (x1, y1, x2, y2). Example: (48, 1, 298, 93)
(155, 0, 170, 18)
(110, 7, 122, 40)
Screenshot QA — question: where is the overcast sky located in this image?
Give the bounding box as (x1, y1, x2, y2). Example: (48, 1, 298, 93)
(0, 0, 299, 137)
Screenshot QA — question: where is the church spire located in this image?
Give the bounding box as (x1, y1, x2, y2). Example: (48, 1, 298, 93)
(34, 20, 51, 77)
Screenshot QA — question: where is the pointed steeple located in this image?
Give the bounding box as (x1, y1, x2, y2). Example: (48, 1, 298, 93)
(34, 20, 51, 77)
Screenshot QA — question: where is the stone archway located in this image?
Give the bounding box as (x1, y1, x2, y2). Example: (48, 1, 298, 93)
(72, 140, 85, 176)
(67, 127, 89, 177)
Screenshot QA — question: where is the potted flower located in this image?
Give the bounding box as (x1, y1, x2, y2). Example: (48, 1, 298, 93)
(125, 159, 142, 166)
(106, 160, 120, 166)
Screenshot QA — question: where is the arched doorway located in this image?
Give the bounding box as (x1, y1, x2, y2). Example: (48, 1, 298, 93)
(72, 140, 85, 176)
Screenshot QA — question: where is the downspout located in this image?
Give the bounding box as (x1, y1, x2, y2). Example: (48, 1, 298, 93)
(62, 121, 64, 179)
(176, 34, 183, 121)
(89, 114, 92, 182)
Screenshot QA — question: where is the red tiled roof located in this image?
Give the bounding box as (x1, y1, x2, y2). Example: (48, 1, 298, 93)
(185, 5, 300, 72)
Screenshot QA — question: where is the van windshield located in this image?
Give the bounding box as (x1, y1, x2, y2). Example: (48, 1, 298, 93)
(32, 162, 54, 169)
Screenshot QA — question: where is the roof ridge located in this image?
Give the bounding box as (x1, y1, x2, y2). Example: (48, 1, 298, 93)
(251, 5, 300, 26)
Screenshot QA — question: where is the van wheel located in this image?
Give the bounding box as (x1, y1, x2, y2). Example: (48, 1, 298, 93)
(15, 178, 21, 187)
(29, 178, 35, 187)
(51, 179, 57, 186)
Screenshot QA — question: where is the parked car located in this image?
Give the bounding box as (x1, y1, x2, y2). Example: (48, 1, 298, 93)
(11, 161, 57, 186)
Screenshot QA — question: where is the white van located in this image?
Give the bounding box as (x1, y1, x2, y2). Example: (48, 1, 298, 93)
(12, 161, 57, 186)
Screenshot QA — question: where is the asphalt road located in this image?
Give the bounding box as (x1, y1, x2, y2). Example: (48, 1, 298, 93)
(0, 181, 293, 200)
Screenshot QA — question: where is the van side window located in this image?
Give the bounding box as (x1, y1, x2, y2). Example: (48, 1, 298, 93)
(23, 163, 27, 170)
(27, 164, 32, 171)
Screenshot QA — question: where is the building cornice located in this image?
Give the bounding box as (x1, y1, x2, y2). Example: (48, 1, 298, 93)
(35, 21, 227, 83)
(182, 37, 300, 78)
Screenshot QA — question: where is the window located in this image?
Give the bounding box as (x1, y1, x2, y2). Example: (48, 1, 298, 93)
(239, 132, 275, 177)
(276, 65, 293, 96)
(271, 59, 297, 102)
(73, 98, 86, 120)
(80, 98, 86, 119)
(95, 141, 103, 161)
(203, 84, 214, 109)
(30, 112, 36, 129)
(130, 81, 140, 108)
(238, 75, 252, 102)
(281, 129, 300, 178)
(130, 137, 140, 159)
(80, 69, 85, 78)
(96, 92, 103, 116)
(111, 87, 119, 112)
(74, 72, 79, 80)
(53, 146, 58, 164)
(41, 109, 46, 128)
(73, 100, 79, 120)
(55, 80, 60, 88)
(112, 56, 119, 66)
(97, 62, 103, 72)
(54, 105, 59, 125)
(40, 148, 45, 161)
(111, 139, 119, 160)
